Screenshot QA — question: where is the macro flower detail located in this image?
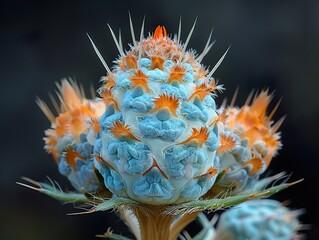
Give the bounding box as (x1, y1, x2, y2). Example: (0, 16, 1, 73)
(37, 80, 105, 192)
(207, 91, 284, 195)
(19, 16, 304, 240)
(215, 200, 302, 240)
(93, 23, 221, 205)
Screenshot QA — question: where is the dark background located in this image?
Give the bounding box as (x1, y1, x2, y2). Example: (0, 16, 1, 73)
(1, 0, 318, 239)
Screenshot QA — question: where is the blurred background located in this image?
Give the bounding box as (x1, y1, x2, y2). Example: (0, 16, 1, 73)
(1, 0, 318, 239)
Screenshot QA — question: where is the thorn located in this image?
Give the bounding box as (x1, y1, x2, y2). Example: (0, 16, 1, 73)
(138, 16, 145, 69)
(230, 87, 239, 108)
(272, 116, 286, 133)
(36, 97, 55, 123)
(16, 182, 41, 192)
(206, 46, 230, 80)
(177, 16, 182, 47)
(181, 17, 197, 57)
(67, 209, 95, 216)
(107, 24, 125, 57)
(86, 33, 112, 75)
(128, 11, 137, 48)
(196, 28, 214, 62)
(244, 89, 255, 106)
(118, 28, 123, 51)
(265, 97, 282, 124)
(286, 178, 304, 187)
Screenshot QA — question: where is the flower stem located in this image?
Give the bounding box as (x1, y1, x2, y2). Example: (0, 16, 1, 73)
(122, 205, 198, 240)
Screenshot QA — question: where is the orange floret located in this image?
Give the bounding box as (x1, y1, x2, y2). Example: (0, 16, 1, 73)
(150, 55, 165, 70)
(179, 127, 210, 148)
(125, 53, 138, 69)
(225, 91, 282, 166)
(168, 65, 186, 83)
(109, 120, 139, 141)
(65, 149, 85, 171)
(99, 89, 120, 111)
(217, 133, 237, 154)
(130, 70, 150, 92)
(153, 25, 167, 39)
(38, 80, 105, 163)
(151, 94, 180, 117)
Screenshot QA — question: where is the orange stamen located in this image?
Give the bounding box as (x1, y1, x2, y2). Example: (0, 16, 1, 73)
(99, 89, 120, 111)
(65, 149, 85, 171)
(244, 157, 264, 176)
(109, 120, 139, 141)
(217, 134, 237, 154)
(188, 83, 212, 101)
(89, 118, 101, 133)
(153, 25, 167, 39)
(168, 65, 186, 83)
(209, 109, 228, 127)
(150, 56, 165, 70)
(179, 127, 210, 148)
(102, 74, 116, 90)
(130, 70, 150, 92)
(126, 54, 138, 69)
(151, 94, 179, 117)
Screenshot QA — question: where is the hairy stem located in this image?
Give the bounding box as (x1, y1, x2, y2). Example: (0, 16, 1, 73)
(120, 205, 198, 240)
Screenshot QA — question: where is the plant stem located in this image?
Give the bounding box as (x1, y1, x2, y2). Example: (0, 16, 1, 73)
(122, 205, 198, 240)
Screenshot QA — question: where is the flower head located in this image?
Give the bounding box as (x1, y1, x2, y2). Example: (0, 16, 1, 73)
(215, 200, 302, 240)
(38, 79, 105, 192)
(93, 23, 224, 205)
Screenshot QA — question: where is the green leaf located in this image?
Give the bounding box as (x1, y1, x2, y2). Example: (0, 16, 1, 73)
(166, 179, 303, 215)
(94, 197, 139, 212)
(17, 177, 87, 203)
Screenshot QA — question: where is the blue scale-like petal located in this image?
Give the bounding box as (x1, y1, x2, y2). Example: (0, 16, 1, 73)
(75, 134, 94, 158)
(138, 115, 185, 141)
(99, 105, 123, 131)
(132, 169, 174, 201)
(164, 146, 208, 178)
(140, 58, 151, 68)
(56, 135, 74, 153)
(145, 69, 168, 82)
(204, 95, 217, 111)
(58, 156, 72, 176)
(180, 175, 215, 199)
(123, 88, 154, 112)
(183, 63, 194, 74)
(58, 157, 99, 192)
(93, 137, 102, 154)
(206, 127, 219, 151)
(72, 159, 99, 192)
(181, 100, 208, 122)
(183, 72, 194, 82)
(116, 74, 131, 89)
(160, 83, 187, 100)
(107, 140, 152, 175)
(95, 162, 125, 192)
(163, 60, 174, 69)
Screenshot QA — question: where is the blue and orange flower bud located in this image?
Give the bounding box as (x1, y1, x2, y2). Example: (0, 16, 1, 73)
(215, 200, 301, 240)
(93, 25, 221, 204)
(38, 80, 105, 192)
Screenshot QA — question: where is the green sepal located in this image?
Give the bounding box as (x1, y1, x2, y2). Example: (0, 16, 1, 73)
(166, 179, 303, 215)
(94, 197, 140, 212)
(17, 177, 88, 203)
